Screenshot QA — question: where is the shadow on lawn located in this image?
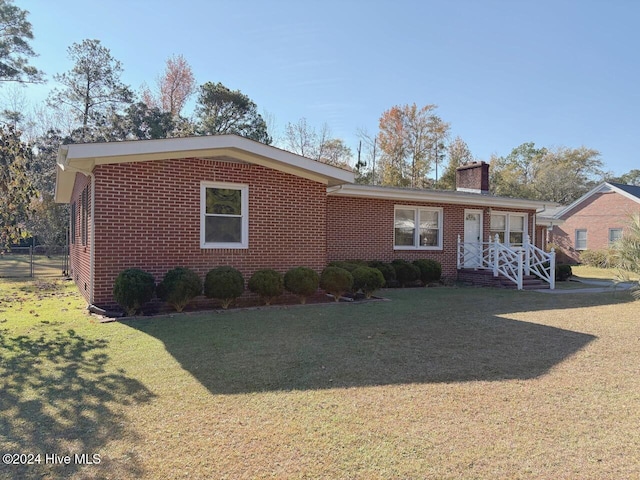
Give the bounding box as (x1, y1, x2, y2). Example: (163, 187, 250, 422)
(125, 289, 614, 395)
(0, 327, 155, 480)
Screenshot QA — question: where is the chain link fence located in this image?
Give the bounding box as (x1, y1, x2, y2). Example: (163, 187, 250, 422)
(0, 245, 69, 278)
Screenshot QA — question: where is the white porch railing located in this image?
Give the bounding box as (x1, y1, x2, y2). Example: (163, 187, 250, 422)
(524, 235, 556, 290)
(457, 234, 555, 290)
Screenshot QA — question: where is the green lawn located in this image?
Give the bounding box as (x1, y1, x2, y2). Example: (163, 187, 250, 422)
(1, 279, 639, 479)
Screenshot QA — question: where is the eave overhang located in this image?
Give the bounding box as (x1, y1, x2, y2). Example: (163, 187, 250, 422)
(54, 134, 355, 203)
(327, 184, 555, 210)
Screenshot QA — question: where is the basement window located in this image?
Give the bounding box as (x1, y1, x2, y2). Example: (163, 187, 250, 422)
(200, 182, 249, 249)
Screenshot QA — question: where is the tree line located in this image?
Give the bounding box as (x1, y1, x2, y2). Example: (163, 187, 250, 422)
(0, 0, 637, 248)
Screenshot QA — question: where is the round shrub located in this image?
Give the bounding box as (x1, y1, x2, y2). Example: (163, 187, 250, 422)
(352, 266, 385, 299)
(555, 264, 573, 282)
(320, 266, 354, 302)
(204, 266, 244, 309)
(413, 259, 442, 285)
(368, 261, 397, 287)
(391, 259, 421, 287)
(156, 267, 203, 312)
(248, 269, 284, 305)
(113, 268, 155, 316)
(327, 260, 363, 272)
(284, 267, 320, 304)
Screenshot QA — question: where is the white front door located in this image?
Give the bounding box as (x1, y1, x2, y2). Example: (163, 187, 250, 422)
(463, 210, 483, 267)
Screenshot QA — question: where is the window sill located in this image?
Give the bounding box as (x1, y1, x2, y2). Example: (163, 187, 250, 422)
(201, 243, 248, 250)
(394, 246, 442, 251)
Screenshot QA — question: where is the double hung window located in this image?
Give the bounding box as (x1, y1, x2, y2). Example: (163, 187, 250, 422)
(201, 182, 248, 249)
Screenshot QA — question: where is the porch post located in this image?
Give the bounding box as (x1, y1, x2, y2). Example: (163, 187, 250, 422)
(524, 234, 531, 276)
(457, 235, 461, 270)
(549, 248, 556, 290)
(493, 234, 499, 278)
(517, 250, 524, 290)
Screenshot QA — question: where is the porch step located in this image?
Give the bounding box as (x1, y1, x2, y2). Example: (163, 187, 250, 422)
(457, 269, 550, 290)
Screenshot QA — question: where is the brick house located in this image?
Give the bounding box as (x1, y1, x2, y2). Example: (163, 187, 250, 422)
(55, 135, 554, 308)
(543, 182, 640, 263)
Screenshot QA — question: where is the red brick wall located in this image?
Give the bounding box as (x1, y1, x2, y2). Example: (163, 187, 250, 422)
(90, 158, 327, 308)
(68, 173, 92, 304)
(549, 191, 640, 263)
(327, 195, 536, 280)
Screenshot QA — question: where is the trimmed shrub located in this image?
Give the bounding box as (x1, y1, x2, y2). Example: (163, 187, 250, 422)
(391, 259, 420, 287)
(113, 268, 155, 316)
(368, 261, 396, 287)
(413, 259, 442, 285)
(327, 260, 362, 272)
(284, 267, 320, 304)
(320, 266, 353, 302)
(579, 249, 611, 268)
(156, 267, 203, 312)
(352, 266, 385, 299)
(555, 264, 573, 281)
(204, 266, 244, 309)
(248, 269, 284, 305)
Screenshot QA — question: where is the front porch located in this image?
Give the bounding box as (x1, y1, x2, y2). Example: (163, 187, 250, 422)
(456, 235, 556, 290)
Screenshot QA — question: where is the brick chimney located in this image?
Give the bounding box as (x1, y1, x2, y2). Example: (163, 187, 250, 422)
(456, 161, 489, 194)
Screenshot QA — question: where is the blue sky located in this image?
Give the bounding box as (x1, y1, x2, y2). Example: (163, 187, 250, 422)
(19, 0, 640, 175)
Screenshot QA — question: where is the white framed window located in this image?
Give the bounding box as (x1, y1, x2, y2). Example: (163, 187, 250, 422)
(489, 212, 527, 247)
(609, 228, 623, 246)
(394, 206, 443, 250)
(575, 229, 587, 250)
(200, 181, 249, 249)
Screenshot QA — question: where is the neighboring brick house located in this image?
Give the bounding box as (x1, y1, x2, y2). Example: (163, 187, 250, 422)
(543, 182, 640, 263)
(55, 135, 553, 309)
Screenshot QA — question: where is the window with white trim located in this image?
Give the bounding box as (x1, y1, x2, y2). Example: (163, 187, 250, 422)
(394, 206, 443, 249)
(201, 182, 248, 249)
(609, 228, 622, 246)
(575, 229, 587, 250)
(489, 212, 527, 247)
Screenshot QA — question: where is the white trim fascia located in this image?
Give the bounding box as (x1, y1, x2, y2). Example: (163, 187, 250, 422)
(329, 184, 551, 210)
(608, 183, 640, 205)
(536, 217, 565, 227)
(553, 182, 640, 219)
(55, 135, 354, 204)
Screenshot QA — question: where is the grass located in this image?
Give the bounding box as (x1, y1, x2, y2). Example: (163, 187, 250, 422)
(571, 264, 640, 282)
(1, 279, 639, 479)
(0, 253, 67, 278)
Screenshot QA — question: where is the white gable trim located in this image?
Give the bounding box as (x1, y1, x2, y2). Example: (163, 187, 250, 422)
(553, 182, 640, 219)
(55, 135, 354, 203)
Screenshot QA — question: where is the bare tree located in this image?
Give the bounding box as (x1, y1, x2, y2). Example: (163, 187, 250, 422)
(284, 117, 317, 158)
(141, 54, 195, 117)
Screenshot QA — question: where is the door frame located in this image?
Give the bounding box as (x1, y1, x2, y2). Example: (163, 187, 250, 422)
(463, 209, 484, 268)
